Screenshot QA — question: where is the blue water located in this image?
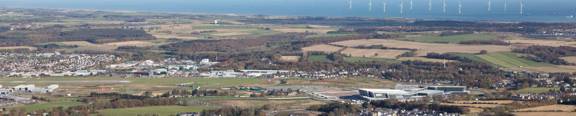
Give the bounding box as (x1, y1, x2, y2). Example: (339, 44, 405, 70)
(1, 0, 576, 22)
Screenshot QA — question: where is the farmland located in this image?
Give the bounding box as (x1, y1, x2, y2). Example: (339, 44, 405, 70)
(477, 52, 550, 68)
(340, 48, 408, 59)
(398, 33, 501, 43)
(14, 97, 83, 112)
(331, 39, 511, 56)
(98, 106, 206, 116)
(516, 87, 560, 94)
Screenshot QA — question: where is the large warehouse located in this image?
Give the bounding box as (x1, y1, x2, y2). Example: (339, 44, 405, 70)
(358, 85, 469, 101)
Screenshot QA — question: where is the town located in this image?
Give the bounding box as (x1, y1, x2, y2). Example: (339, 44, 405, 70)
(0, 7, 575, 116)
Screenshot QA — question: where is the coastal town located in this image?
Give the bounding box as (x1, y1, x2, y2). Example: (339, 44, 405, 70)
(0, 6, 574, 116)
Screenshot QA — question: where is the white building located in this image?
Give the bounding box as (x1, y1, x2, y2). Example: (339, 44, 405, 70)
(11, 84, 59, 93)
(359, 85, 469, 101)
(358, 89, 412, 101)
(426, 86, 469, 94)
(200, 70, 242, 78)
(241, 70, 289, 77)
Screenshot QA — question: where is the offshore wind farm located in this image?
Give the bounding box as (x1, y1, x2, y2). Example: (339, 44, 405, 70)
(1, 0, 576, 22)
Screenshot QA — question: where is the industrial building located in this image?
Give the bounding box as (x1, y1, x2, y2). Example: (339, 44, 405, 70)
(358, 85, 469, 101)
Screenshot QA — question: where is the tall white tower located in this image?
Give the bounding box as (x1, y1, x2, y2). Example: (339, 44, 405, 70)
(520, 0, 525, 15)
(348, 0, 353, 9)
(488, 0, 492, 12)
(383, 0, 388, 15)
(504, 0, 508, 11)
(443, 0, 447, 14)
(369, 0, 373, 12)
(428, 0, 433, 12)
(459, 0, 463, 15)
(400, 0, 405, 16)
(410, 0, 414, 11)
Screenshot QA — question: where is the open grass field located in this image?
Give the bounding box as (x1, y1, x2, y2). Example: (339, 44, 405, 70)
(514, 105, 576, 112)
(14, 97, 83, 112)
(561, 56, 576, 64)
(509, 39, 576, 48)
(301, 44, 344, 53)
(343, 57, 399, 63)
(211, 99, 324, 110)
(98, 106, 206, 116)
(0, 46, 38, 51)
(442, 100, 514, 108)
(307, 55, 331, 62)
(340, 48, 408, 59)
(513, 112, 576, 116)
(398, 33, 501, 43)
(450, 53, 576, 72)
(149, 23, 278, 40)
(279, 56, 301, 62)
(272, 25, 336, 34)
(56, 40, 158, 52)
(477, 52, 551, 68)
(398, 57, 457, 63)
(285, 78, 396, 89)
(0, 77, 270, 95)
(0, 77, 267, 88)
(516, 87, 559, 94)
(331, 39, 511, 56)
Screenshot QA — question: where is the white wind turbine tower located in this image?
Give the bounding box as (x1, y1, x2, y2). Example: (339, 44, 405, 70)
(488, 0, 492, 12)
(428, 0, 433, 12)
(400, 0, 405, 16)
(410, 0, 414, 11)
(369, 0, 373, 12)
(504, 0, 508, 11)
(348, 0, 353, 9)
(520, 0, 525, 15)
(459, 0, 463, 15)
(383, 0, 388, 15)
(443, 0, 447, 14)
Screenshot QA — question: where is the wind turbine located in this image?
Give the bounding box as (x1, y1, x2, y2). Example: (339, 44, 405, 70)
(520, 0, 525, 15)
(443, 0, 447, 14)
(504, 0, 508, 11)
(410, 0, 414, 11)
(428, 0, 433, 12)
(383, 0, 388, 15)
(400, 0, 405, 16)
(369, 0, 373, 12)
(348, 0, 353, 9)
(488, 0, 492, 12)
(459, 0, 463, 15)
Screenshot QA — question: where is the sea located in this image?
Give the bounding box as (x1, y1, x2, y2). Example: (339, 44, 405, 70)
(1, 0, 576, 22)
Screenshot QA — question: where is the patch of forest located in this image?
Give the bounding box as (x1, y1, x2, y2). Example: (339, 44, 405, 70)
(513, 46, 576, 65)
(0, 28, 155, 47)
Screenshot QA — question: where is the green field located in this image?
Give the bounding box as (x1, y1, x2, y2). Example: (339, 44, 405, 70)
(98, 106, 206, 116)
(0, 77, 266, 88)
(450, 53, 490, 63)
(399, 33, 500, 43)
(517, 87, 559, 94)
(307, 55, 331, 62)
(16, 98, 83, 112)
(477, 52, 550, 68)
(343, 57, 399, 63)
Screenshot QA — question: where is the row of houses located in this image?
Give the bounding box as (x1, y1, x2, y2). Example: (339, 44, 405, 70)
(199, 70, 291, 78)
